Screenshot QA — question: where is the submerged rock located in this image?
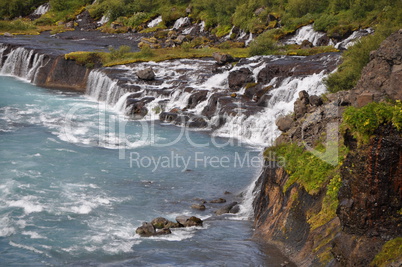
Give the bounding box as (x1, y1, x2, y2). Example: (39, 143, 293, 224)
(151, 217, 181, 229)
(214, 202, 238, 215)
(210, 198, 226, 203)
(176, 215, 203, 227)
(136, 222, 156, 237)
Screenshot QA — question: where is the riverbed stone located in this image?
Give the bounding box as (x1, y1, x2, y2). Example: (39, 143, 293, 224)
(137, 68, 155, 80)
(176, 215, 203, 227)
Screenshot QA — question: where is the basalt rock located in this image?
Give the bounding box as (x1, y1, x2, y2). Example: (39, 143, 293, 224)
(176, 215, 203, 227)
(137, 68, 155, 80)
(228, 68, 255, 91)
(214, 202, 238, 215)
(351, 30, 402, 104)
(213, 52, 234, 65)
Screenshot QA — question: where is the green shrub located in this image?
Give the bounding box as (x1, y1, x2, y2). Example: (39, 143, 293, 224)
(0, 19, 36, 31)
(109, 45, 131, 60)
(249, 31, 277, 56)
(342, 101, 402, 144)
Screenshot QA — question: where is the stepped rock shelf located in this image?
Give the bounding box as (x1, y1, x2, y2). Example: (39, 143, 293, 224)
(0, 34, 340, 146)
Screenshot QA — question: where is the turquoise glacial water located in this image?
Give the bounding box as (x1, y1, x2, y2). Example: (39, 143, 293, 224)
(0, 75, 286, 266)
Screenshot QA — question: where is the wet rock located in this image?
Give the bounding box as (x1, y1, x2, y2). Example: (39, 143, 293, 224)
(213, 52, 234, 65)
(136, 222, 156, 237)
(293, 98, 307, 119)
(151, 217, 181, 229)
(298, 90, 310, 104)
(188, 116, 208, 128)
(160, 112, 179, 122)
(228, 68, 255, 91)
(176, 215, 203, 227)
(276, 115, 294, 132)
(65, 21, 75, 28)
(154, 228, 172, 235)
(137, 68, 155, 81)
(191, 204, 206, 210)
(300, 40, 313, 49)
(214, 202, 238, 215)
(210, 198, 226, 203)
(3, 32, 13, 37)
(187, 90, 208, 109)
(309, 95, 323, 106)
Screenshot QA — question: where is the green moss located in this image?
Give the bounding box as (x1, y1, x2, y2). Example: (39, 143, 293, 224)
(0, 19, 38, 34)
(371, 238, 402, 267)
(342, 101, 402, 145)
(264, 144, 336, 195)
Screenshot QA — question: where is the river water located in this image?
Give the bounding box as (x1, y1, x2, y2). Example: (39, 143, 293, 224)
(0, 75, 293, 266)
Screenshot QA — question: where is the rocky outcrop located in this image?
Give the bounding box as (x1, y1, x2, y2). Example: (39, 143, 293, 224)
(253, 30, 402, 267)
(36, 55, 90, 91)
(351, 30, 402, 105)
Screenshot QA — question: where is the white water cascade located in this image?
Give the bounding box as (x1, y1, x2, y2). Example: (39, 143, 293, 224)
(32, 3, 50, 16)
(0, 46, 45, 83)
(285, 24, 326, 46)
(147, 16, 162, 28)
(86, 70, 128, 110)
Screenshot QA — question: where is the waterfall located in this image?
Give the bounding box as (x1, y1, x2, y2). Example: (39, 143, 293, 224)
(86, 70, 126, 107)
(147, 16, 162, 28)
(0, 46, 45, 83)
(32, 3, 50, 16)
(173, 17, 191, 30)
(285, 24, 325, 46)
(214, 71, 328, 146)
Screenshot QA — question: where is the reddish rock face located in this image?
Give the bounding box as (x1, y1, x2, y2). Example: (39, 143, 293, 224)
(338, 124, 402, 239)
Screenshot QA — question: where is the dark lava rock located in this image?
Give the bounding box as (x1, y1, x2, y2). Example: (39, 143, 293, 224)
(309, 95, 323, 106)
(210, 198, 226, 203)
(151, 217, 181, 229)
(137, 68, 155, 80)
(176, 215, 203, 227)
(214, 202, 238, 215)
(136, 222, 156, 237)
(228, 68, 255, 91)
(191, 204, 206, 211)
(213, 52, 234, 65)
(276, 115, 294, 132)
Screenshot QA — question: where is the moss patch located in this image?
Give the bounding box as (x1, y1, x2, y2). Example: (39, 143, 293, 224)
(371, 238, 402, 267)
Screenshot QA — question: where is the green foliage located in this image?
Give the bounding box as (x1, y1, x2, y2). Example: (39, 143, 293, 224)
(0, 0, 46, 20)
(371, 238, 402, 267)
(249, 31, 278, 56)
(343, 101, 402, 144)
(0, 19, 36, 32)
(286, 0, 328, 18)
(108, 45, 131, 60)
(265, 143, 336, 194)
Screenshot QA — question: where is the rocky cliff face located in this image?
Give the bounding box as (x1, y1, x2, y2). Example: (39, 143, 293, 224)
(253, 31, 402, 266)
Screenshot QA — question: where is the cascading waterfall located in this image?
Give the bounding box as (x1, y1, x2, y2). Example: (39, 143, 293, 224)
(285, 24, 326, 46)
(86, 70, 126, 108)
(0, 46, 45, 83)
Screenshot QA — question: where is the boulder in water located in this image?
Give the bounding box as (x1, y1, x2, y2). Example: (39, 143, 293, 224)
(136, 222, 156, 237)
(228, 68, 255, 91)
(3, 32, 13, 37)
(210, 198, 226, 203)
(213, 52, 234, 65)
(176, 215, 203, 227)
(214, 202, 238, 215)
(191, 204, 206, 210)
(151, 217, 181, 229)
(137, 68, 155, 81)
(276, 115, 294, 132)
